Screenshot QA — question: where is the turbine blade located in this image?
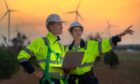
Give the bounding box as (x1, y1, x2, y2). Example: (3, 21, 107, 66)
(106, 17, 118, 28)
(105, 17, 112, 30)
(77, 12, 84, 21)
(65, 11, 76, 14)
(4, 0, 9, 10)
(0, 11, 8, 22)
(106, 18, 110, 26)
(111, 24, 118, 28)
(76, 0, 82, 10)
(10, 9, 19, 12)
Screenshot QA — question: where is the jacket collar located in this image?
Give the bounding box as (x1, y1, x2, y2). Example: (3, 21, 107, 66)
(69, 39, 85, 50)
(46, 32, 60, 43)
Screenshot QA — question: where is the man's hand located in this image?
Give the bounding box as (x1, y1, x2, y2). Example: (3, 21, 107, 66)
(33, 70, 44, 79)
(118, 25, 134, 37)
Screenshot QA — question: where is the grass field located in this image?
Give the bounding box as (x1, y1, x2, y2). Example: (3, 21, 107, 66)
(0, 51, 140, 84)
(115, 51, 140, 61)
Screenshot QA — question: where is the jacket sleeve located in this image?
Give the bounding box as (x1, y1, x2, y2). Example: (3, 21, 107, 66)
(17, 38, 42, 74)
(111, 35, 121, 46)
(98, 35, 121, 54)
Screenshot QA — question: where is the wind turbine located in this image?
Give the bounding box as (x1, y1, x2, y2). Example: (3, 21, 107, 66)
(65, 0, 84, 22)
(105, 18, 117, 38)
(0, 0, 17, 42)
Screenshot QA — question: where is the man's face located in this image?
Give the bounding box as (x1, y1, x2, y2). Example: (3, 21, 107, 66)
(71, 27, 83, 40)
(51, 22, 63, 35)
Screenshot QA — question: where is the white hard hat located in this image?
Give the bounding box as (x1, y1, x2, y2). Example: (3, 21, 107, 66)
(46, 14, 65, 26)
(69, 21, 83, 32)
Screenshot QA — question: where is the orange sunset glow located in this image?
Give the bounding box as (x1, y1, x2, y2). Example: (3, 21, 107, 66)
(0, 0, 140, 44)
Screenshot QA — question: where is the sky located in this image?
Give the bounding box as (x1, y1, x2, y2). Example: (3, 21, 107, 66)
(0, 0, 140, 44)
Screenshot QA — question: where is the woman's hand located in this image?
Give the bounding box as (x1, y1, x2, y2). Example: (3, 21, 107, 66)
(62, 64, 75, 74)
(118, 25, 134, 38)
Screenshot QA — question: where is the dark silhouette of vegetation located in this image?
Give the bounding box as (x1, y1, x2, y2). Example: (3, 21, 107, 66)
(0, 48, 18, 79)
(104, 50, 119, 69)
(114, 44, 140, 51)
(0, 32, 28, 79)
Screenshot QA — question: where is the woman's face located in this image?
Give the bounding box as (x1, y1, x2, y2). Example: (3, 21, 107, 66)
(71, 27, 83, 40)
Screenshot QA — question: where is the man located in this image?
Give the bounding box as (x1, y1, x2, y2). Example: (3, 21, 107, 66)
(17, 14, 66, 84)
(66, 21, 134, 84)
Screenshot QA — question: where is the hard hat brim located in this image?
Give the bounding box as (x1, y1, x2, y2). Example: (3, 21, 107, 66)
(54, 20, 65, 23)
(68, 26, 84, 33)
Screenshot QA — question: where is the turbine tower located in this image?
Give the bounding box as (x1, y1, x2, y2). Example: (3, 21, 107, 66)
(0, 0, 17, 42)
(105, 18, 117, 38)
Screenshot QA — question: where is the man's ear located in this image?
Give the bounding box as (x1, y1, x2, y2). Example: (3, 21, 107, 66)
(48, 25, 53, 31)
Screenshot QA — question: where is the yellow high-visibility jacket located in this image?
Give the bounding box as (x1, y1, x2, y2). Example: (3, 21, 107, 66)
(17, 32, 65, 80)
(65, 38, 114, 75)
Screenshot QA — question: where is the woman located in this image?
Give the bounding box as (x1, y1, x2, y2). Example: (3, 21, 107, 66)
(66, 21, 134, 84)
